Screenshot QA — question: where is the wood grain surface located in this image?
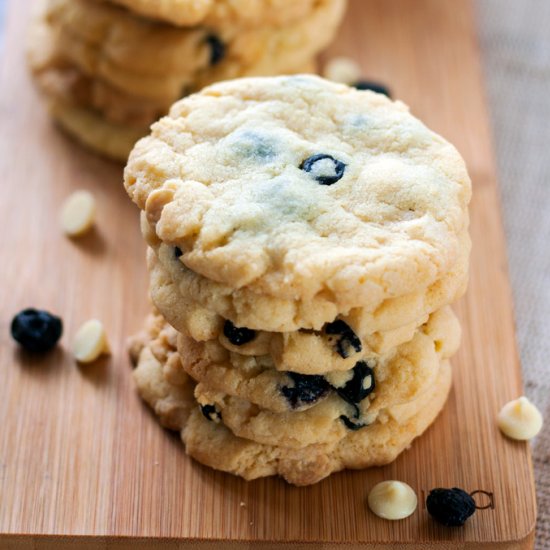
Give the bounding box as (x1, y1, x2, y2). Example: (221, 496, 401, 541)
(0, 0, 537, 548)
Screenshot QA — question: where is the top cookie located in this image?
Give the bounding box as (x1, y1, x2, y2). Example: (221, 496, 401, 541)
(90, 0, 321, 28)
(125, 75, 471, 312)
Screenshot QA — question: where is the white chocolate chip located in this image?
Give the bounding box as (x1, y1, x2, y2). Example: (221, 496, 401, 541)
(497, 396, 543, 441)
(73, 319, 110, 364)
(368, 481, 417, 520)
(323, 57, 362, 85)
(60, 190, 96, 236)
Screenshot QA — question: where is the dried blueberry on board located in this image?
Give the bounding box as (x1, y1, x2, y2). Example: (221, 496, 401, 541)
(426, 488, 476, 527)
(174, 246, 183, 258)
(335, 361, 375, 405)
(223, 320, 256, 345)
(206, 34, 225, 65)
(11, 308, 63, 353)
(300, 154, 346, 185)
(339, 415, 368, 431)
(200, 404, 221, 422)
(352, 80, 391, 97)
(325, 319, 362, 358)
(281, 372, 331, 409)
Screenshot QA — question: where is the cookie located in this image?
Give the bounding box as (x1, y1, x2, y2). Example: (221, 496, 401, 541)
(178, 308, 461, 418)
(186, 310, 457, 448)
(147, 247, 430, 364)
(146, 229, 469, 336)
(125, 76, 471, 327)
(43, 0, 344, 101)
(88, 0, 323, 28)
(185, 361, 450, 486)
(132, 321, 453, 484)
(28, 1, 326, 159)
(133, 309, 456, 448)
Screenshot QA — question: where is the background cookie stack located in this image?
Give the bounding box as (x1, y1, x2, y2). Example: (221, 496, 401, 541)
(27, 0, 346, 161)
(126, 75, 472, 486)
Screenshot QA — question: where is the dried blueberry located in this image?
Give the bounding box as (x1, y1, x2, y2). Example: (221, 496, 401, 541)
(200, 404, 221, 422)
(335, 361, 375, 405)
(426, 488, 476, 527)
(174, 246, 183, 258)
(11, 308, 63, 353)
(325, 319, 362, 358)
(300, 154, 346, 185)
(281, 372, 330, 409)
(223, 320, 256, 346)
(340, 415, 368, 431)
(352, 80, 391, 97)
(206, 35, 225, 65)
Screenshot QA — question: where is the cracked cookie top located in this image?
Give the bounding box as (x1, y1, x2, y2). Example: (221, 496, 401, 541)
(125, 75, 471, 310)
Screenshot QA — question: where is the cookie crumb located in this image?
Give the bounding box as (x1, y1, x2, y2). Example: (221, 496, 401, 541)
(323, 57, 361, 84)
(73, 319, 110, 363)
(497, 396, 543, 440)
(368, 481, 417, 520)
(60, 190, 96, 237)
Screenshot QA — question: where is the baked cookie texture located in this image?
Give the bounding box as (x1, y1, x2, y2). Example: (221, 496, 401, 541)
(127, 76, 470, 323)
(125, 75, 472, 484)
(27, 0, 345, 160)
(132, 319, 453, 486)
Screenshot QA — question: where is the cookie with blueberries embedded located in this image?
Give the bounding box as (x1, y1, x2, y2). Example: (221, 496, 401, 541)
(146, 228, 470, 337)
(128, 75, 471, 329)
(146, 247, 465, 380)
(131, 318, 454, 485)
(42, 0, 343, 101)
(126, 73, 471, 484)
(129, 308, 457, 449)
(147, 246, 441, 372)
(30, 0, 343, 113)
(186, 316, 457, 448)
(28, 0, 344, 160)
(175, 306, 460, 418)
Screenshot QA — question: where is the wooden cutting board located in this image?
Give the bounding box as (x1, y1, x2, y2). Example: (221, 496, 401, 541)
(0, 0, 537, 548)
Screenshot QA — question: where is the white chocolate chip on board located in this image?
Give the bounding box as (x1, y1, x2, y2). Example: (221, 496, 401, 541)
(73, 319, 110, 363)
(60, 190, 96, 237)
(368, 481, 418, 520)
(323, 56, 361, 84)
(497, 396, 543, 441)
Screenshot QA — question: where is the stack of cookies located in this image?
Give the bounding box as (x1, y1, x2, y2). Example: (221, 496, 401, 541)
(27, 0, 346, 161)
(126, 75, 472, 486)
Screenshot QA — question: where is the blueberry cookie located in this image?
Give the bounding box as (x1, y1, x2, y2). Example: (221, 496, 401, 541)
(147, 233, 469, 338)
(184, 361, 451, 486)
(126, 76, 471, 328)
(28, 0, 334, 159)
(132, 321, 453, 485)
(177, 306, 460, 418)
(39, 0, 343, 102)
(147, 248, 436, 368)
